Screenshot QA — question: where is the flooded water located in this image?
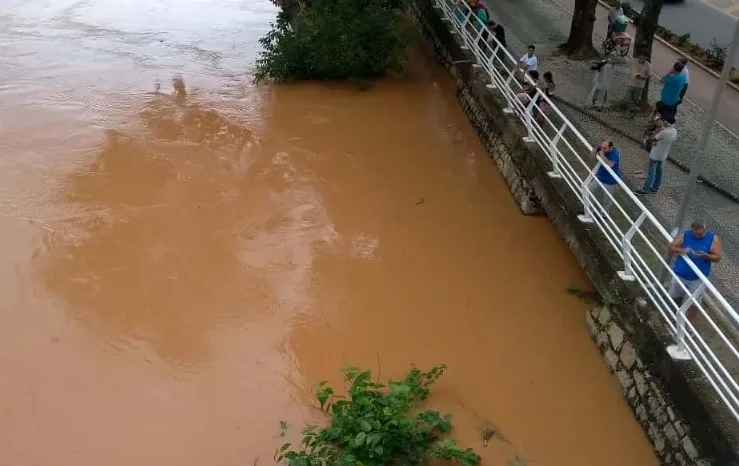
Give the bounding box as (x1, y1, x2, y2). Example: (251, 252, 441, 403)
(0, 1, 659, 465)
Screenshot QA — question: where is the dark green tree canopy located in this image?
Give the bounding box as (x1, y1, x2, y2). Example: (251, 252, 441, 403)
(255, 0, 409, 82)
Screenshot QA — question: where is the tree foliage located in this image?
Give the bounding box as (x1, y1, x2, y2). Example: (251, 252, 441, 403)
(255, 0, 410, 82)
(274, 365, 481, 465)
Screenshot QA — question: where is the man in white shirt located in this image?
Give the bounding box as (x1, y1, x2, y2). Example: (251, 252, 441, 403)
(678, 57, 689, 105)
(636, 118, 677, 195)
(518, 45, 538, 73)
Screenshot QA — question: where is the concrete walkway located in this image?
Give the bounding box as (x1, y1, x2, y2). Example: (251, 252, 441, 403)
(482, 0, 739, 307)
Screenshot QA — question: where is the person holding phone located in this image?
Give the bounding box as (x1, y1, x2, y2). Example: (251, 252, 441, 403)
(586, 140, 621, 213)
(668, 220, 723, 322)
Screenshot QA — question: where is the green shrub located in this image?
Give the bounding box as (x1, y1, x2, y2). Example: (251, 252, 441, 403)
(706, 39, 728, 68)
(274, 365, 481, 465)
(255, 0, 410, 82)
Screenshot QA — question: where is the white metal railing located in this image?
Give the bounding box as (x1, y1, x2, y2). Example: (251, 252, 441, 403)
(433, 0, 739, 423)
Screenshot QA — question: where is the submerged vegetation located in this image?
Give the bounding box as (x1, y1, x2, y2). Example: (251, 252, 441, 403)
(274, 364, 481, 465)
(255, 0, 410, 82)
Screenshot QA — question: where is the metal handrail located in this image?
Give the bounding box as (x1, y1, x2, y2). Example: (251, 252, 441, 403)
(433, 0, 739, 423)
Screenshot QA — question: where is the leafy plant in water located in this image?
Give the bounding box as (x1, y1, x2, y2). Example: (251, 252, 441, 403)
(274, 364, 481, 465)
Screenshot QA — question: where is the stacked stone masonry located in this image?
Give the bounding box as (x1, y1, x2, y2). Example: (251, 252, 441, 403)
(587, 306, 709, 465)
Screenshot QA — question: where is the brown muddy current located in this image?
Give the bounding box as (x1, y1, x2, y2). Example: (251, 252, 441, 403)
(0, 1, 658, 465)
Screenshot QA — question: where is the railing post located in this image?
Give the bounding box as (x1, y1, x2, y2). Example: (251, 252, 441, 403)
(454, 10, 470, 49)
(500, 66, 516, 114)
(666, 283, 704, 361)
(617, 212, 647, 282)
(523, 94, 536, 143)
(485, 43, 501, 90)
(666, 282, 704, 361)
(471, 25, 484, 66)
(577, 168, 597, 223)
(547, 123, 567, 178)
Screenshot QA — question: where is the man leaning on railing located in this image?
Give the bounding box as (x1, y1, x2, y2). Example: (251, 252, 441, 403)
(588, 140, 621, 213)
(668, 221, 723, 322)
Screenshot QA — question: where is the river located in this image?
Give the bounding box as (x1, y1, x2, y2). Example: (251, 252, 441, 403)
(0, 0, 658, 465)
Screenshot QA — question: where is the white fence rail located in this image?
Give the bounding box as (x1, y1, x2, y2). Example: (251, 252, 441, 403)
(433, 0, 739, 423)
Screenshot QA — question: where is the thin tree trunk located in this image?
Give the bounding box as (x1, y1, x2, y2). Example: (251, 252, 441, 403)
(634, 0, 664, 107)
(559, 0, 598, 59)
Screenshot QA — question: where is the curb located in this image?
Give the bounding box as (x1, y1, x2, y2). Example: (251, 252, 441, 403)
(645, 33, 739, 141)
(595, 0, 739, 95)
(651, 34, 739, 94)
(551, 94, 739, 204)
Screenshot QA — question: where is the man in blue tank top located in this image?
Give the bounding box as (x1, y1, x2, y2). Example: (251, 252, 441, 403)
(668, 220, 723, 321)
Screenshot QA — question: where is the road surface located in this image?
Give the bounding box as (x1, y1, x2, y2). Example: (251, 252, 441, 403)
(629, 0, 739, 66)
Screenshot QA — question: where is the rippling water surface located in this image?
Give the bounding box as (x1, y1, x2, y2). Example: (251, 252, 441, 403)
(0, 1, 659, 465)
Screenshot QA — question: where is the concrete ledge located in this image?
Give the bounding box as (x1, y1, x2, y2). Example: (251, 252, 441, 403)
(408, 0, 739, 464)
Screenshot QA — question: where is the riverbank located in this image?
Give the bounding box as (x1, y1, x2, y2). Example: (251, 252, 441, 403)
(483, 0, 739, 338)
(410, 0, 739, 462)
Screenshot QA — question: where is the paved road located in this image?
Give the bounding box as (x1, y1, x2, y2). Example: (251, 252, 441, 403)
(628, 0, 739, 66)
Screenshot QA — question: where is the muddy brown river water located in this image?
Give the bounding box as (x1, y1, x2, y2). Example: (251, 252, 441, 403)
(0, 1, 659, 465)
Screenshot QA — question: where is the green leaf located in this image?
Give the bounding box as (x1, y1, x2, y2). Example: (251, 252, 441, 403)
(360, 420, 372, 432)
(365, 433, 381, 446)
(353, 431, 367, 447)
(317, 387, 333, 410)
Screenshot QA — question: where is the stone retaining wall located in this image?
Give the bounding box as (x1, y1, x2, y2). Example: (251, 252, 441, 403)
(587, 305, 706, 465)
(407, 0, 739, 464)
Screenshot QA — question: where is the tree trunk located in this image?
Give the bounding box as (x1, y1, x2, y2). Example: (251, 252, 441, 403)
(634, 0, 663, 107)
(634, 0, 663, 60)
(559, 0, 598, 59)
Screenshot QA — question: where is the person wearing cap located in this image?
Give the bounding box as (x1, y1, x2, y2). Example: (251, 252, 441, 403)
(636, 117, 677, 195)
(668, 220, 722, 322)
